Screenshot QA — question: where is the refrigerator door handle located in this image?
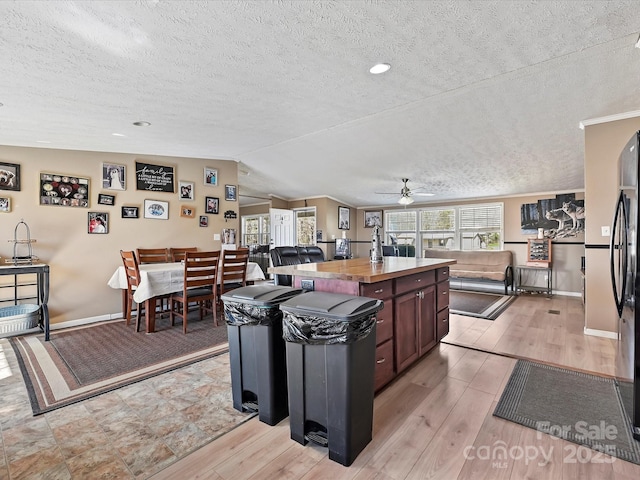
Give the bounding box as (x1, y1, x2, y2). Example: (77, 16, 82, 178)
(610, 190, 628, 318)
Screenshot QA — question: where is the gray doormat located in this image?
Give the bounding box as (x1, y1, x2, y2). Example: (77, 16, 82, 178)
(494, 360, 640, 464)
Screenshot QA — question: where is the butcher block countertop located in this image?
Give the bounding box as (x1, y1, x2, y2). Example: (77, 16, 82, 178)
(268, 257, 456, 284)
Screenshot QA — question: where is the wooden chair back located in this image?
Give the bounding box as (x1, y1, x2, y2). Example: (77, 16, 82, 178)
(170, 247, 198, 263)
(120, 250, 141, 289)
(183, 250, 220, 291)
(220, 248, 250, 295)
(136, 248, 170, 264)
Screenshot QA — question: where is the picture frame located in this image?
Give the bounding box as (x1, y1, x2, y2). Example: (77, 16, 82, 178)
(204, 167, 218, 186)
(180, 205, 196, 218)
(225, 184, 237, 201)
(179, 180, 194, 201)
(338, 206, 350, 230)
(121, 206, 139, 219)
(0, 162, 20, 191)
(102, 163, 126, 190)
(144, 199, 169, 220)
(0, 196, 10, 212)
(88, 212, 109, 234)
(205, 196, 219, 214)
(135, 161, 175, 192)
(364, 210, 383, 228)
(98, 193, 115, 206)
(40, 172, 90, 207)
(199, 215, 209, 227)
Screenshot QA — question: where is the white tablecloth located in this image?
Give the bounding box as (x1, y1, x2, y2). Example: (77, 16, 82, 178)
(108, 261, 265, 303)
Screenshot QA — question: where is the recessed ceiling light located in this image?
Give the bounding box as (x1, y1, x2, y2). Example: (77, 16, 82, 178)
(112, 133, 126, 137)
(133, 121, 151, 127)
(370, 63, 391, 74)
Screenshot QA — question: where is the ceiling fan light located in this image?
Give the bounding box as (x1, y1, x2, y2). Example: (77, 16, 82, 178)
(398, 195, 414, 205)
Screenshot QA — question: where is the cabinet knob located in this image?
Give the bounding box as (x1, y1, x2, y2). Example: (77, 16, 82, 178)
(374, 288, 384, 294)
(442, 291, 448, 295)
(376, 357, 386, 364)
(376, 318, 384, 324)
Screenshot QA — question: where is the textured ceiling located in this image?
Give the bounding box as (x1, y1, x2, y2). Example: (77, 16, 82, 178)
(1, 1, 640, 207)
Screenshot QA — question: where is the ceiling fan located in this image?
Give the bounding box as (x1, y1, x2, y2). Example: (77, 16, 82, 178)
(376, 178, 434, 205)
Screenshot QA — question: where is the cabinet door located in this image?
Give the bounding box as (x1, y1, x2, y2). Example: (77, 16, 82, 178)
(394, 290, 419, 373)
(418, 285, 437, 355)
(437, 307, 449, 341)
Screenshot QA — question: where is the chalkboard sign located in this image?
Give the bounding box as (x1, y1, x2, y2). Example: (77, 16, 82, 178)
(135, 161, 175, 192)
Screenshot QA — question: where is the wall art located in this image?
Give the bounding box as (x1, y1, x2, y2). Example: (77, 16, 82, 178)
(144, 199, 169, 220)
(225, 184, 237, 201)
(88, 212, 108, 234)
(98, 193, 115, 206)
(364, 210, 382, 228)
(338, 206, 350, 230)
(40, 172, 89, 207)
(0, 162, 20, 191)
(179, 180, 194, 201)
(205, 196, 219, 214)
(521, 193, 585, 239)
(204, 167, 217, 186)
(135, 161, 175, 192)
(0, 196, 10, 212)
(102, 163, 126, 190)
(121, 206, 139, 218)
(180, 205, 195, 218)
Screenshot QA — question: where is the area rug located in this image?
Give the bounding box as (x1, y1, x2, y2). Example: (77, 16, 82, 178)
(494, 360, 640, 464)
(10, 315, 229, 415)
(449, 290, 516, 320)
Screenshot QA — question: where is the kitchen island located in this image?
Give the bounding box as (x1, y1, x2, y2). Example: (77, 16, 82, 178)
(269, 256, 455, 391)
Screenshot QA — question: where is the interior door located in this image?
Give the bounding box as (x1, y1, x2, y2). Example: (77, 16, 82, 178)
(270, 208, 295, 248)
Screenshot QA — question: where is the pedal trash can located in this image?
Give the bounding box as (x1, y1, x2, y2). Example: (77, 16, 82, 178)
(280, 291, 383, 466)
(221, 284, 303, 425)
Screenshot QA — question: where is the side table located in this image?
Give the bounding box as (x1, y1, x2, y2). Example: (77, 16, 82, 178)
(516, 265, 552, 298)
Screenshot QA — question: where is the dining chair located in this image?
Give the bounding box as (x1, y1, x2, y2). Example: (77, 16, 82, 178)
(219, 247, 250, 296)
(136, 248, 170, 264)
(170, 250, 221, 333)
(170, 247, 198, 263)
(120, 250, 144, 332)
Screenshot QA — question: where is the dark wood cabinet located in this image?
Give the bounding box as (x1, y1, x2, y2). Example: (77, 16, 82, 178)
(394, 290, 420, 373)
(361, 280, 395, 391)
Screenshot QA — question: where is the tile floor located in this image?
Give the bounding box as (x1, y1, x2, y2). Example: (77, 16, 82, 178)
(0, 338, 249, 479)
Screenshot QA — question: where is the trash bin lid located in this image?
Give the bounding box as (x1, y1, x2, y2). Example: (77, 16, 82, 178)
(280, 291, 382, 322)
(221, 284, 303, 307)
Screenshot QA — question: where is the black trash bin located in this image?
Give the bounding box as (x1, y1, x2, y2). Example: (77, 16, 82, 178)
(221, 284, 303, 426)
(280, 291, 383, 466)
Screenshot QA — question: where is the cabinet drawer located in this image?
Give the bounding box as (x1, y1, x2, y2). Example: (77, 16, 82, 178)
(374, 339, 395, 392)
(436, 267, 449, 283)
(437, 307, 449, 340)
(395, 270, 435, 295)
(361, 280, 393, 300)
(375, 301, 394, 345)
(437, 282, 449, 311)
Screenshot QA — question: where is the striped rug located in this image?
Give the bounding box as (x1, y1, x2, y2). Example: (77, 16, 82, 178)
(11, 315, 229, 415)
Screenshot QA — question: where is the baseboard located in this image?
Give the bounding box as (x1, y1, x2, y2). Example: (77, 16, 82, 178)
(583, 327, 618, 339)
(50, 312, 123, 331)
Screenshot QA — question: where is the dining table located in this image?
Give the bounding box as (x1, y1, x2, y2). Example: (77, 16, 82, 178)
(107, 261, 266, 333)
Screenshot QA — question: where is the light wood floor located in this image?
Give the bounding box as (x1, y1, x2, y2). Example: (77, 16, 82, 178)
(151, 294, 640, 480)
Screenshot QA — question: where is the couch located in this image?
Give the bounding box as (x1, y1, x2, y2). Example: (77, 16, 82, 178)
(423, 248, 514, 294)
(269, 246, 325, 286)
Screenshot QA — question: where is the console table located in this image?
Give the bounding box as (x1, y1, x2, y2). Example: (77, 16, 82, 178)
(0, 264, 50, 340)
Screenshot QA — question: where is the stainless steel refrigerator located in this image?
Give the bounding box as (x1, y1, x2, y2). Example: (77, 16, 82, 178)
(611, 130, 640, 441)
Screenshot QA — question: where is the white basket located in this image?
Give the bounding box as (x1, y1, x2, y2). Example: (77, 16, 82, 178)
(0, 304, 40, 334)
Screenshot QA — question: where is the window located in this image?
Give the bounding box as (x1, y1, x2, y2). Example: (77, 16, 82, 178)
(386, 202, 503, 255)
(294, 207, 316, 246)
(241, 214, 270, 246)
